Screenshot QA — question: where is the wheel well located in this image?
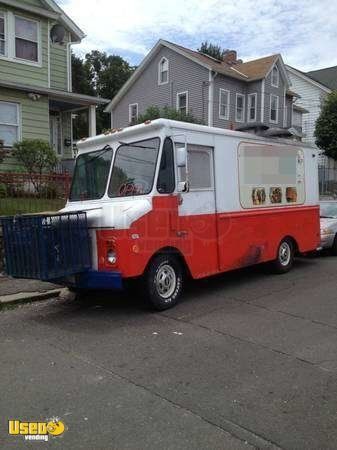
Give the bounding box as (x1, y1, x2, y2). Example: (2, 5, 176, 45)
(281, 236, 299, 255)
(146, 247, 191, 278)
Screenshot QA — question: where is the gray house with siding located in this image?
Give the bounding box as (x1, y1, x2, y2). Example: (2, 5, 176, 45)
(106, 40, 302, 137)
(0, 0, 108, 171)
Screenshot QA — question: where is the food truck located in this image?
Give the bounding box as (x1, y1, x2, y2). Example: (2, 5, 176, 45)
(1, 119, 320, 310)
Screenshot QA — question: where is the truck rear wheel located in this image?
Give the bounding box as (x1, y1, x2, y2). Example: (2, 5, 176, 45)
(271, 238, 294, 274)
(144, 254, 183, 311)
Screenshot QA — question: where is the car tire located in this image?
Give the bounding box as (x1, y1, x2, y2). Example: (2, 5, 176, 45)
(270, 238, 294, 274)
(331, 235, 337, 256)
(144, 254, 183, 311)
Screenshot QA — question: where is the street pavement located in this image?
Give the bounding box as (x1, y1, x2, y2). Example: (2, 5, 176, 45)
(1, 254, 337, 449)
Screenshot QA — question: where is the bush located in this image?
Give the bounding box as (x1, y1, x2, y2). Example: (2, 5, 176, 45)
(12, 139, 58, 193)
(0, 183, 7, 198)
(39, 182, 59, 199)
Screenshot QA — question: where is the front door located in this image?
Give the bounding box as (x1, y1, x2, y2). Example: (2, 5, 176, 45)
(176, 143, 218, 277)
(50, 114, 62, 156)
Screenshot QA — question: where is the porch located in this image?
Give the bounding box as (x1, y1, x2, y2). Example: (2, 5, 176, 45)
(0, 80, 109, 172)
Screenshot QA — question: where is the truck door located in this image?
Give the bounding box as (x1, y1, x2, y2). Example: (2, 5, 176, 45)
(175, 143, 218, 277)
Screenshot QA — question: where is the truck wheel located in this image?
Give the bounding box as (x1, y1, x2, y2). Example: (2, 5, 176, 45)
(144, 254, 183, 311)
(271, 238, 294, 274)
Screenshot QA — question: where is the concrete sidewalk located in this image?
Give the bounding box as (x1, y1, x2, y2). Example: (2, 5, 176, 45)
(0, 273, 63, 307)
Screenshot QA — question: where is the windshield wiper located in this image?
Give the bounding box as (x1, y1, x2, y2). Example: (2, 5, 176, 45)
(320, 215, 336, 218)
(77, 145, 112, 168)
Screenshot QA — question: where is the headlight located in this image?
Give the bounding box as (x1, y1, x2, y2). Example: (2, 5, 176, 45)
(107, 249, 117, 265)
(321, 228, 333, 235)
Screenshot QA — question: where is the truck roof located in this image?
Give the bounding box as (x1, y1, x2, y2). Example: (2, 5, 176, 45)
(77, 119, 315, 152)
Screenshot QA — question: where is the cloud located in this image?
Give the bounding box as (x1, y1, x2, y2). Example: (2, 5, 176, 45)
(59, 0, 337, 71)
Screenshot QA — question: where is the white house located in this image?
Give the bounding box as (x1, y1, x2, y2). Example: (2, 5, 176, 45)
(286, 65, 332, 167)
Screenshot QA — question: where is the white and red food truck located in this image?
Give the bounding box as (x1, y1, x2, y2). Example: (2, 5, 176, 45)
(55, 118, 319, 309)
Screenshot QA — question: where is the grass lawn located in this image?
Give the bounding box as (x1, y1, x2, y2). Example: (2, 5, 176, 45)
(0, 197, 66, 216)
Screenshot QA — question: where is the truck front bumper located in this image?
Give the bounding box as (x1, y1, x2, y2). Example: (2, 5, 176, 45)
(60, 270, 123, 290)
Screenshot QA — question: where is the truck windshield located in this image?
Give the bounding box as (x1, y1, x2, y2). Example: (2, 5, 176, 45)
(69, 146, 113, 201)
(108, 138, 160, 197)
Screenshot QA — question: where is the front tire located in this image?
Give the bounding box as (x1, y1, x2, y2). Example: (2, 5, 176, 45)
(271, 238, 294, 274)
(144, 254, 183, 311)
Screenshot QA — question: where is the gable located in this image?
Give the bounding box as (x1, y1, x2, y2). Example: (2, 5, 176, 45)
(0, 0, 85, 40)
(286, 66, 331, 94)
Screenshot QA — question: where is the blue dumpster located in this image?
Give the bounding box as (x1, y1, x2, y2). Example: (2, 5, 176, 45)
(0, 212, 91, 281)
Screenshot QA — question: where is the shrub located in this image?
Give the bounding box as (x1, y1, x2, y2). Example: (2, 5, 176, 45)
(0, 183, 7, 198)
(12, 139, 58, 193)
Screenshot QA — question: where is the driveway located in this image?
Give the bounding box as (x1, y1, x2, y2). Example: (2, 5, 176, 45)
(1, 255, 337, 449)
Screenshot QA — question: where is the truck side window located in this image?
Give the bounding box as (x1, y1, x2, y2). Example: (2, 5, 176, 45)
(157, 138, 175, 193)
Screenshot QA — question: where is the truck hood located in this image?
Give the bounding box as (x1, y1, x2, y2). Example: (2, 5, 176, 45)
(60, 198, 152, 229)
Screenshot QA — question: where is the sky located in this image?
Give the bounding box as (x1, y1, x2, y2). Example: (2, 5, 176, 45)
(59, 0, 337, 71)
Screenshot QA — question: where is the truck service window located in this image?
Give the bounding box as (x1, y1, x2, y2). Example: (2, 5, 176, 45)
(70, 146, 113, 201)
(108, 138, 160, 197)
(238, 143, 305, 208)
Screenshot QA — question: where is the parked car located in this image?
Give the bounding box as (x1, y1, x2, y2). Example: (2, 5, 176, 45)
(320, 201, 337, 254)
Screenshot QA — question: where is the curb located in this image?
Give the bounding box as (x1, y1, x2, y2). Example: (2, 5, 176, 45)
(0, 288, 64, 309)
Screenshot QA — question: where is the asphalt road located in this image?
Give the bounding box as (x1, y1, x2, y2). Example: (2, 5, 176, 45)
(1, 254, 337, 450)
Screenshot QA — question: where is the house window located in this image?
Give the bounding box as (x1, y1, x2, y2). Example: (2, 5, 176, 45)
(129, 103, 138, 124)
(0, 101, 20, 147)
(271, 66, 279, 87)
(0, 13, 5, 56)
(158, 57, 169, 85)
(15, 16, 39, 62)
(236, 93, 245, 122)
(248, 93, 257, 122)
(270, 94, 279, 123)
(219, 89, 230, 120)
(177, 91, 188, 115)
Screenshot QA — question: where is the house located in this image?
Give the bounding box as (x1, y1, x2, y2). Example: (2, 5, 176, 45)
(286, 65, 331, 147)
(286, 66, 334, 167)
(105, 39, 303, 138)
(0, 0, 109, 170)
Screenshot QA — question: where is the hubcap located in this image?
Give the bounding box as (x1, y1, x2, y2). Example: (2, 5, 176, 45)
(155, 264, 177, 299)
(279, 242, 291, 266)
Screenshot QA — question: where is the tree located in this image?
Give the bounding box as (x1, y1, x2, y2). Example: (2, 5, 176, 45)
(12, 139, 58, 193)
(71, 53, 95, 96)
(198, 41, 224, 60)
(72, 51, 136, 135)
(136, 105, 204, 125)
(315, 91, 337, 160)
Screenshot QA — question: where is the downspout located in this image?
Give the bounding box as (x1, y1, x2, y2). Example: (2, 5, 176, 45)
(261, 79, 265, 123)
(208, 70, 217, 127)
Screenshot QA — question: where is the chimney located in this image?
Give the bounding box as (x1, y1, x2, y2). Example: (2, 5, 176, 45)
(222, 49, 238, 65)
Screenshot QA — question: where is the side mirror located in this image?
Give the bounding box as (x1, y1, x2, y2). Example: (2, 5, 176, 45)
(177, 181, 189, 193)
(176, 146, 187, 168)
